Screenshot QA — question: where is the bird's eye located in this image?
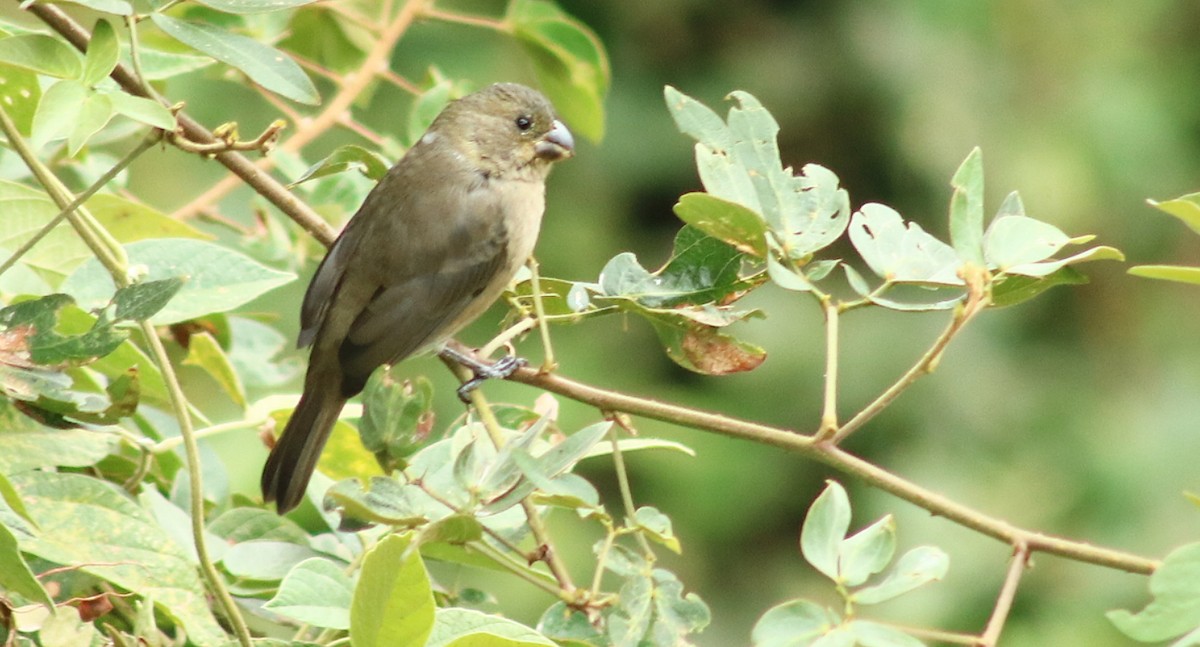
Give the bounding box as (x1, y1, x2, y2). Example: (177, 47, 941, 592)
(515, 115, 533, 131)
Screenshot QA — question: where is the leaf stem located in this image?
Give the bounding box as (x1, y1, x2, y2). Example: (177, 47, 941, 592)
(526, 257, 558, 371)
(609, 415, 655, 558)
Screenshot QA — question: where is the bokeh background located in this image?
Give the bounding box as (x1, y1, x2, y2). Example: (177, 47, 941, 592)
(136, 0, 1200, 644)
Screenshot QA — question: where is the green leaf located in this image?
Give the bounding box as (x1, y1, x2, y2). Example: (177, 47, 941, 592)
(1148, 192, 1200, 235)
(31, 79, 88, 150)
(649, 568, 711, 642)
(82, 20, 119, 87)
(0, 293, 126, 365)
(581, 437, 696, 459)
(112, 278, 184, 321)
(983, 215, 1070, 270)
(263, 557, 353, 629)
(509, 0, 609, 142)
(0, 522, 55, 609)
(10, 471, 225, 645)
(0, 34, 81, 78)
(838, 515, 895, 587)
(673, 192, 768, 257)
(1129, 265, 1200, 285)
(0, 402, 119, 471)
(852, 546, 948, 605)
(207, 506, 310, 543)
(58, 0, 132, 15)
(848, 620, 926, 647)
(634, 506, 681, 553)
(801, 481, 851, 581)
(848, 203, 963, 285)
(751, 599, 840, 647)
(68, 91, 113, 156)
(106, 90, 176, 130)
(125, 46, 214, 80)
(1109, 542, 1200, 641)
(150, 14, 319, 105)
(62, 238, 295, 324)
(598, 227, 757, 308)
(191, 0, 323, 14)
(220, 540, 321, 580)
(324, 477, 429, 530)
(359, 369, 437, 467)
(182, 331, 246, 407)
(664, 87, 850, 258)
(351, 533, 436, 647)
(91, 193, 212, 242)
(537, 602, 605, 644)
(948, 147, 984, 265)
(0, 63, 41, 136)
(990, 267, 1087, 307)
(428, 608, 556, 647)
(292, 145, 391, 186)
(1004, 244, 1123, 277)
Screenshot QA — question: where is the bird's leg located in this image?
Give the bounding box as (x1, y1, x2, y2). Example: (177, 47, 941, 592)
(439, 345, 528, 403)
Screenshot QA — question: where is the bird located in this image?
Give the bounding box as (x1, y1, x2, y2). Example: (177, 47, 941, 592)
(261, 82, 574, 513)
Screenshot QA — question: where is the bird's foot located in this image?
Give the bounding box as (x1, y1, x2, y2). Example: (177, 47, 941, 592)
(440, 346, 528, 403)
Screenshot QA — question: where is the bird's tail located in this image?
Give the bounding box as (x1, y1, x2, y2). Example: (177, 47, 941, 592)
(261, 386, 347, 513)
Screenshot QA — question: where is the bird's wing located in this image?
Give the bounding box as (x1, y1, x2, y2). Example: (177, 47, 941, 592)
(335, 248, 507, 384)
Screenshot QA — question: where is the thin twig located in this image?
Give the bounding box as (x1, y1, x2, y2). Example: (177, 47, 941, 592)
(170, 0, 427, 223)
(978, 542, 1031, 646)
(0, 129, 163, 281)
(608, 417, 655, 558)
(526, 257, 558, 371)
(831, 271, 990, 444)
(419, 6, 506, 30)
(816, 297, 839, 439)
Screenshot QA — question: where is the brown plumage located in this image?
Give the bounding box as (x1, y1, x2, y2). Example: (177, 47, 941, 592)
(262, 83, 574, 513)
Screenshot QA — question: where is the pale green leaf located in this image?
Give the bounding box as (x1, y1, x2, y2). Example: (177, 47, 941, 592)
(1108, 542, 1200, 641)
(61, 238, 295, 324)
(0, 34, 81, 78)
(263, 557, 352, 629)
(853, 546, 949, 605)
(1148, 193, 1200, 236)
(801, 481, 851, 581)
(67, 91, 113, 156)
(1129, 265, 1200, 285)
(150, 14, 318, 105)
(82, 20, 119, 87)
(838, 515, 895, 587)
(948, 147, 984, 265)
(751, 599, 839, 647)
(106, 90, 176, 130)
(351, 533, 435, 647)
(182, 331, 246, 407)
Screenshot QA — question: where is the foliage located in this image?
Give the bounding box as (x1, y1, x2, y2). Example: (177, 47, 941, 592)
(0, 1, 1192, 647)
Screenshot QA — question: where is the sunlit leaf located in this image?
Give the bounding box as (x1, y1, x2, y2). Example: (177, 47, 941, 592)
(983, 215, 1070, 270)
(801, 481, 851, 581)
(291, 145, 390, 186)
(673, 192, 768, 257)
(852, 546, 949, 605)
(0, 34, 82, 78)
(191, 0, 323, 14)
(263, 557, 352, 629)
(849, 203, 963, 286)
(1129, 265, 1200, 285)
(751, 599, 840, 647)
(1109, 542, 1200, 642)
(106, 91, 176, 130)
(428, 608, 557, 647)
(31, 79, 88, 150)
(351, 533, 436, 647)
(81, 19, 119, 87)
(150, 14, 319, 105)
(62, 238, 295, 324)
(838, 515, 895, 587)
(67, 91, 114, 156)
(0, 63, 41, 135)
(1147, 192, 1200, 236)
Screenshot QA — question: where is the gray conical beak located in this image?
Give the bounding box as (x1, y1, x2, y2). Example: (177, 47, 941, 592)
(536, 119, 574, 161)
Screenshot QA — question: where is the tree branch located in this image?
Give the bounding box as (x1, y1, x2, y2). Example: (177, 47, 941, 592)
(507, 367, 1159, 575)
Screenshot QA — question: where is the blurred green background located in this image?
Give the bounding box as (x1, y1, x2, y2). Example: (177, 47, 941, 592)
(135, 0, 1200, 643)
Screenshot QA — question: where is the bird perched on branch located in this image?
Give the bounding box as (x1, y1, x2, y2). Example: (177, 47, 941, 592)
(262, 83, 575, 513)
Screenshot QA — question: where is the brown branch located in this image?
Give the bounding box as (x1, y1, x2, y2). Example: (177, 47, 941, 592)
(22, 0, 337, 246)
(171, 0, 427, 224)
(507, 367, 1159, 576)
(977, 543, 1031, 646)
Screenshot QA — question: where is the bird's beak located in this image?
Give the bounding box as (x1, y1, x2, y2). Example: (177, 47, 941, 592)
(535, 119, 575, 161)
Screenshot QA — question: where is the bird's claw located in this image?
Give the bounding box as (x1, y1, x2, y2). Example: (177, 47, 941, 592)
(451, 354, 528, 403)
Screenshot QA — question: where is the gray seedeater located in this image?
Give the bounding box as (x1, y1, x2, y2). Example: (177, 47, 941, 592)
(262, 83, 574, 513)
